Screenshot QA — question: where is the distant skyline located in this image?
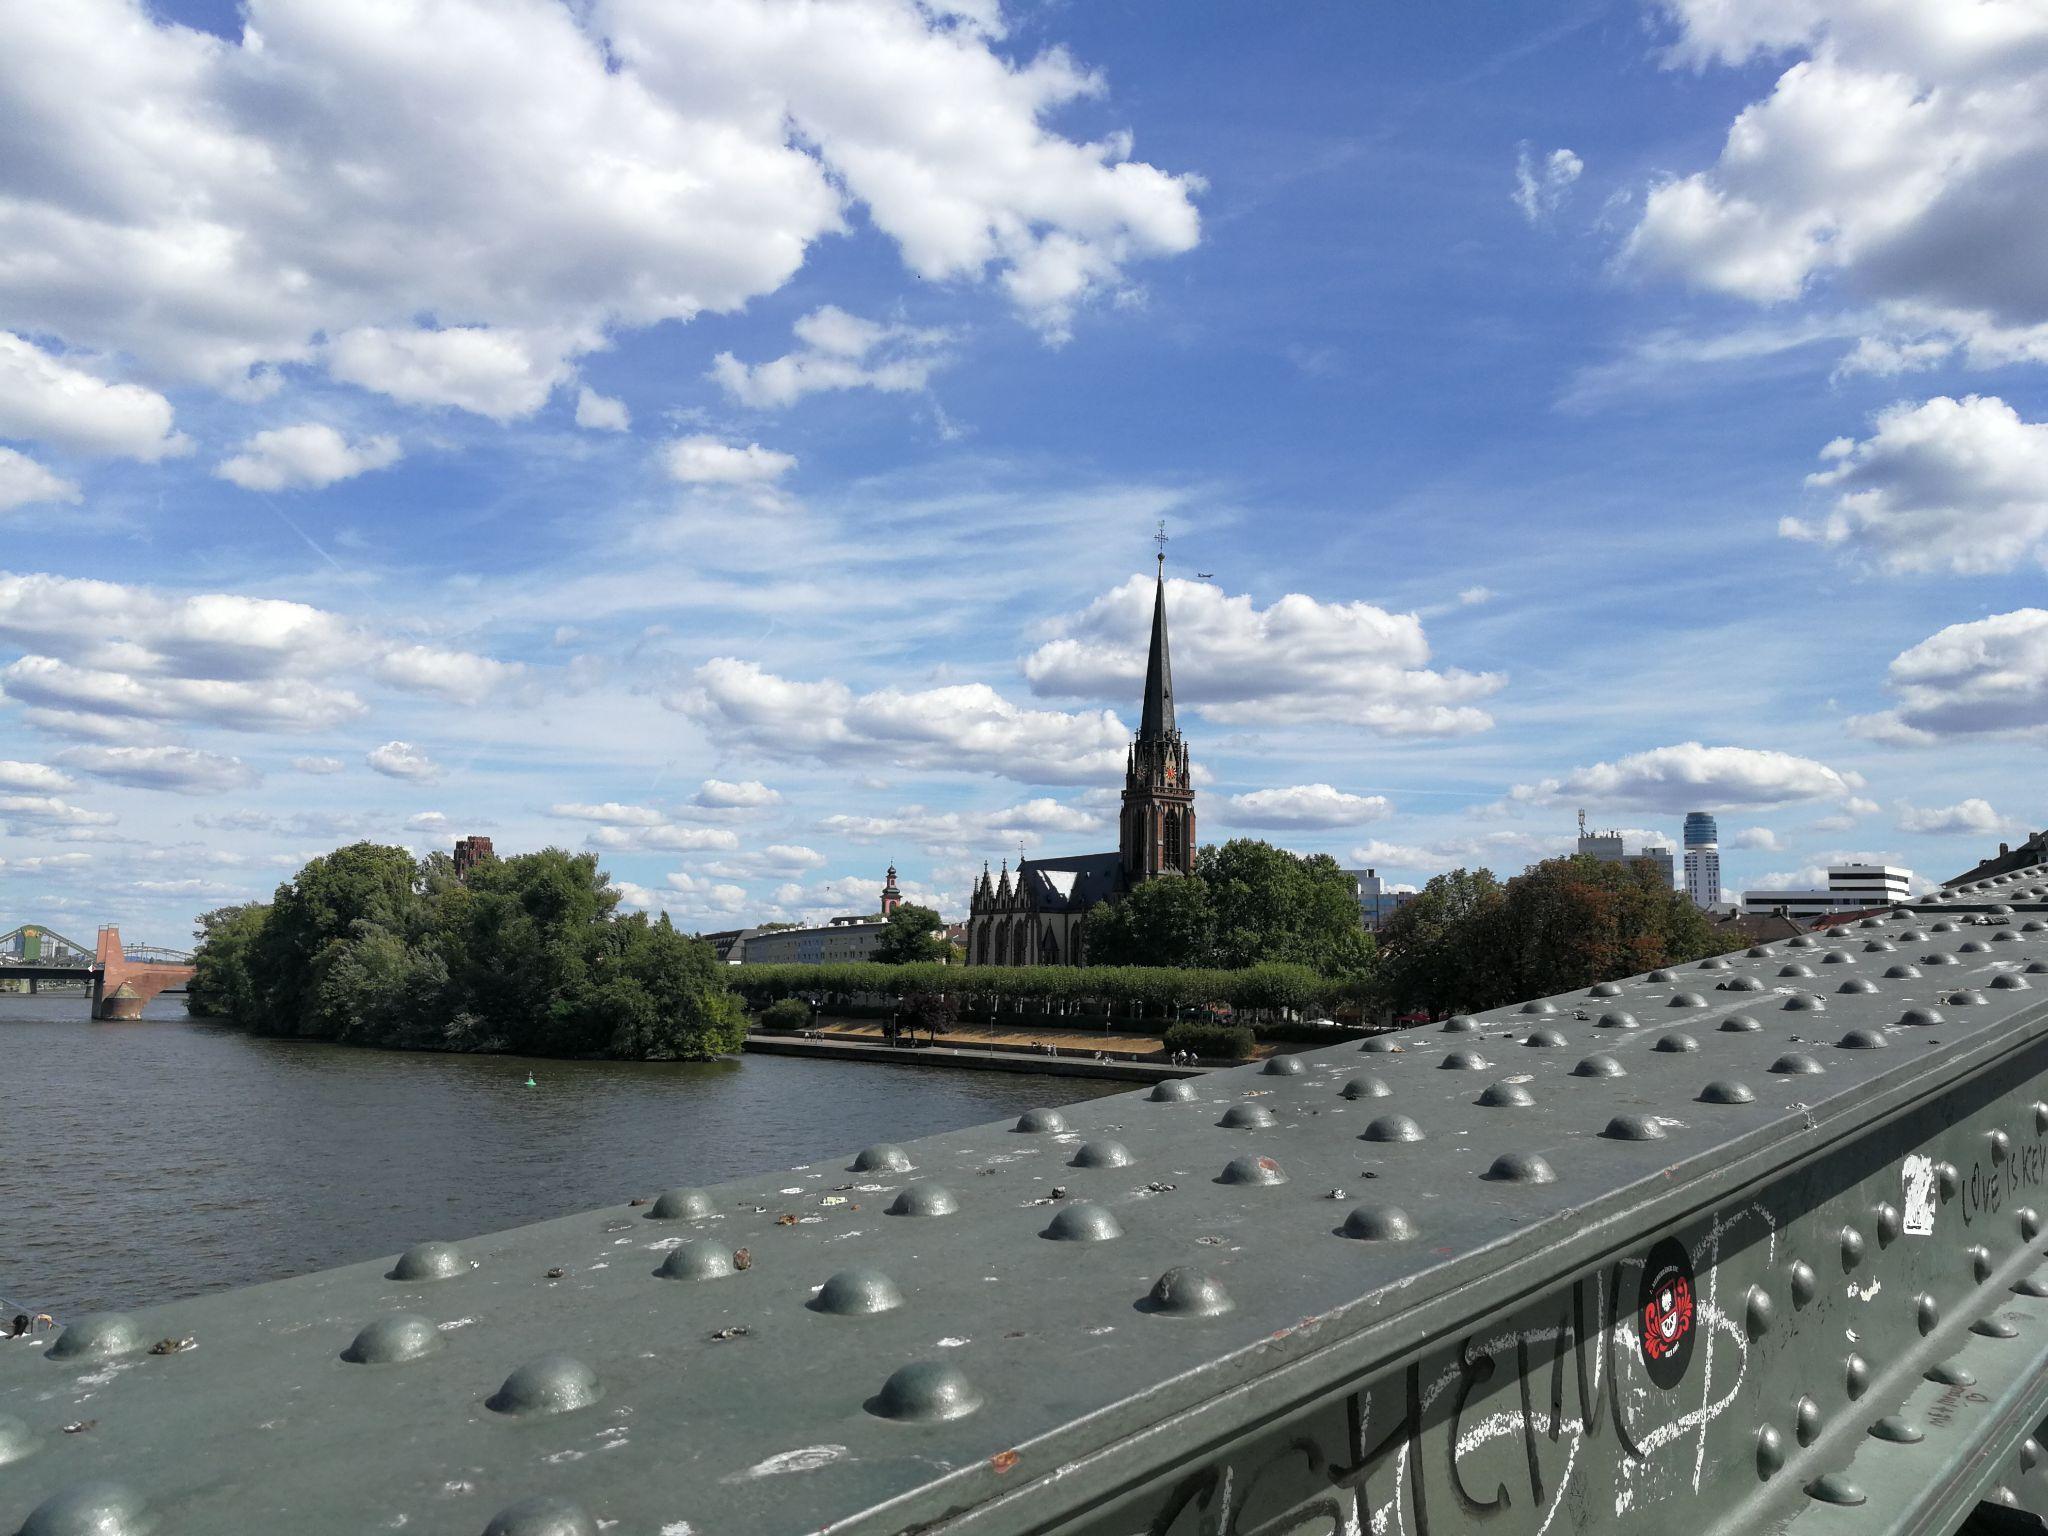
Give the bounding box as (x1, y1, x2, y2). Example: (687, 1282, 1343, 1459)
(3, 0, 2046, 941)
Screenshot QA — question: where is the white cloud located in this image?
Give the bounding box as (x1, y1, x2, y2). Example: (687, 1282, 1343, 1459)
(0, 759, 72, 792)
(585, 824, 741, 853)
(372, 645, 523, 705)
(292, 756, 344, 775)
(662, 435, 796, 486)
(1896, 797, 2010, 835)
(1457, 585, 1494, 606)
(662, 869, 750, 915)
(0, 0, 1198, 408)
(1224, 784, 1393, 828)
(693, 778, 782, 810)
(367, 741, 439, 782)
(822, 797, 1106, 853)
(0, 793, 116, 828)
(679, 657, 1128, 784)
(0, 448, 79, 511)
(1024, 577, 1501, 735)
(1856, 609, 2048, 741)
(1731, 825, 1783, 851)
(1628, 0, 2048, 370)
(609, 880, 663, 913)
(551, 802, 669, 827)
(710, 305, 951, 409)
(574, 386, 630, 432)
(1, 655, 364, 731)
(1513, 144, 1582, 223)
(216, 423, 402, 493)
(757, 843, 827, 872)
(406, 811, 452, 833)
(1782, 396, 2048, 574)
(1508, 742, 1862, 813)
(0, 333, 186, 460)
(56, 744, 257, 795)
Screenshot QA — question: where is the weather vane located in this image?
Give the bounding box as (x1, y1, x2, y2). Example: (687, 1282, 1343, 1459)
(1154, 518, 1168, 569)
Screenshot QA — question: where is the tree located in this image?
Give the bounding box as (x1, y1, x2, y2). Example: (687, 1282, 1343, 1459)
(871, 903, 949, 964)
(1199, 841, 1377, 976)
(1375, 868, 1508, 1016)
(251, 842, 421, 1033)
(187, 904, 269, 1020)
(1081, 874, 1215, 968)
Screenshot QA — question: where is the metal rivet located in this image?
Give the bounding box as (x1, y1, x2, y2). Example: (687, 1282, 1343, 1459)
(1044, 1201, 1122, 1241)
(1602, 1114, 1665, 1142)
(1924, 953, 1959, 966)
(482, 1497, 596, 1536)
(1360, 1038, 1404, 1054)
(655, 1241, 735, 1281)
(1748, 946, 1776, 958)
(1970, 1244, 1995, 1282)
(1806, 1473, 1866, 1507)
(1845, 1354, 1870, 1398)
(1870, 1415, 1924, 1445)
(1654, 1033, 1699, 1053)
(853, 1143, 913, 1172)
(1220, 1104, 1276, 1130)
(1339, 1204, 1418, 1241)
(1821, 950, 1855, 965)
(1140, 1267, 1234, 1317)
(1789, 1261, 1817, 1307)
(1782, 994, 1824, 1011)
(0, 1413, 37, 1468)
(1589, 982, 1623, 998)
(1993, 974, 2030, 990)
(1961, 940, 1991, 953)
(488, 1355, 602, 1416)
(1757, 1425, 1785, 1479)
(1838, 1028, 1888, 1050)
(1261, 1056, 1305, 1076)
(1722, 975, 1765, 992)
(1648, 968, 1678, 982)
(1667, 992, 1706, 1008)
(1789, 935, 1818, 949)
(389, 1241, 466, 1281)
(16, 1483, 150, 1536)
(1442, 1014, 1480, 1032)
(1149, 1079, 1197, 1103)
(1779, 963, 1815, 978)
(1885, 964, 1922, 979)
(1795, 1395, 1822, 1445)
(886, 1181, 959, 1217)
(1771, 1052, 1825, 1075)
(1918, 1293, 1940, 1335)
(1973, 1316, 2020, 1339)
(1071, 1140, 1133, 1169)
(1523, 1029, 1568, 1048)
(1478, 1081, 1534, 1108)
(1698, 957, 1732, 970)
(1701, 1079, 1755, 1104)
(2024, 1437, 2042, 1472)
(1340, 1076, 1392, 1100)
(1595, 1011, 1638, 1030)
(1482, 1152, 1557, 1184)
(2038, 1104, 2048, 1136)
(44, 1314, 141, 1362)
(868, 1361, 982, 1421)
(1719, 1013, 1762, 1032)
(1439, 1050, 1491, 1071)
(1361, 1114, 1424, 1143)
(342, 1313, 440, 1365)
(1573, 1054, 1625, 1078)
(1951, 989, 1989, 1006)
(1874, 1203, 1901, 1245)
(647, 1188, 714, 1221)
(1837, 979, 1880, 995)
(2021, 1207, 2042, 1240)
(810, 1268, 903, 1315)
(1745, 1286, 1774, 1339)
(1939, 1161, 1962, 1200)
(1219, 1153, 1288, 1186)
(1864, 940, 1897, 953)
(1520, 1000, 1558, 1015)
(1990, 1130, 2014, 1163)
(1014, 1109, 1068, 1134)
(1929, 1360, 1974, 1386)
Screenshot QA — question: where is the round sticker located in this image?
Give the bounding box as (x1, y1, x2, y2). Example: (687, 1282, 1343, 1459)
(1638, 1237, 1696, 1389)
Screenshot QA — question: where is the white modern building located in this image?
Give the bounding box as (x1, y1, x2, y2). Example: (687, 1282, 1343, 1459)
(1741, 864, 1912, 921)
(1577, 814, 1675, 887)
(1683, 811, 1721, 910)
(1339, 867, 1416, 931)
(738, 914, 894, 965)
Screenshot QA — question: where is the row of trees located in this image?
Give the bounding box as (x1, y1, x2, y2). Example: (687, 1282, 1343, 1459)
(728, 959, 1373, 1017)
(190, 843, 748, 1059)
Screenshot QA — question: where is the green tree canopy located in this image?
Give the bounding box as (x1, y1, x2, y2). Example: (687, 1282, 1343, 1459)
(870, 903, 949, 964)
(1080, 873, 1215, 968)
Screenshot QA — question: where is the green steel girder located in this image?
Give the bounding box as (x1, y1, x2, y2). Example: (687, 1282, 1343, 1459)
(8, 868, 2048, 1535)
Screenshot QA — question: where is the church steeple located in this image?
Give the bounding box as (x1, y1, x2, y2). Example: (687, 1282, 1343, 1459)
(1119, 524, 1195, 884)
(1138, 553, 1175, 741)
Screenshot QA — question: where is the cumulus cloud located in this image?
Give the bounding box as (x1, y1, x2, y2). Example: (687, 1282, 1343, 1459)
(216, 423, 403, 492)
(550, 802, 669, 827)
(0, 333, 186, 459)
(1628, 0, 2048, 370)
(367, 741, 439, 782)
(0, 793, 116, 828)
(0, 448, 79, 512)
(56, 744, 256, 795)
(662, 435, 796, 486)
(1853, 609, 2048, 741)
(1, 655, 364, 731)
(662, 869, 749, 915)
(292, 756, 344, 775)
(574, 387, 630, 432)
(1895, 796, 2010, 835)
(678, 657, 1128, 784)
(1731, 825, 1783, 851)
(584, 824, 741, 853)
(710, 306, 952, 408)
(1513, 144, 1583, 223)
(822, 797, 1106, 853)
(1024, 577, 1501, 735)
(1508, 742, 1862, 813)
(372, 645, 522, 705)
(0, 0, 1198, 411)
(1224, 784, 1393, 828)
(0, 759, 72, 792)
(1782, 396, 2048, 574)
(693, 778, 782, 810)
(406, 811, 452, 833)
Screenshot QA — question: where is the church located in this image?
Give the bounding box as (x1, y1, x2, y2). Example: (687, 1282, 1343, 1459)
(966, 553, 1194, 967)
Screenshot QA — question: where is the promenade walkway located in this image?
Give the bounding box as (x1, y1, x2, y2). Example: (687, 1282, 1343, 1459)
(742, 1031, 1210, 1082)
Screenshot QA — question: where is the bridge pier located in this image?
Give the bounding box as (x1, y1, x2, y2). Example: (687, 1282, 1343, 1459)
(88, 926, 194, 1020)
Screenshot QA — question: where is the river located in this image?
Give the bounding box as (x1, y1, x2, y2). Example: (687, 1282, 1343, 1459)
(0, 993, 1120, 1320)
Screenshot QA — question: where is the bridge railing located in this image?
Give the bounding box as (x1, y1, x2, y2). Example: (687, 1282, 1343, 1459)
(9, 869, 2048, 1534)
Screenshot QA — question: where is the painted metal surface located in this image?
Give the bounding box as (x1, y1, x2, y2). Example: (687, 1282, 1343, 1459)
(9, 870, 2048, 1535)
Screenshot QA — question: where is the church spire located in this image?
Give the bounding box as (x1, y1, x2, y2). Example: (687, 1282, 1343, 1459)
(1139, 530, 1176, 741)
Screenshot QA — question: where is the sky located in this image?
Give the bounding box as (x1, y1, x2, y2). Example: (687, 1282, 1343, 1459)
(4, 0, 2048, 947)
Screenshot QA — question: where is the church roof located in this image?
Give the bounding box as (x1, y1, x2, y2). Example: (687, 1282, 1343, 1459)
(1138, 561, 1176, 740)
(1016, 851, 1124, 913)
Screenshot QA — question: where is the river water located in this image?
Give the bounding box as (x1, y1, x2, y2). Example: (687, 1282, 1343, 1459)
(0, 994, 1119, 1319)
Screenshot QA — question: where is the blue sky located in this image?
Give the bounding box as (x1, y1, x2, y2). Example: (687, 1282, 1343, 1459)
(4, 0, 2047, 945)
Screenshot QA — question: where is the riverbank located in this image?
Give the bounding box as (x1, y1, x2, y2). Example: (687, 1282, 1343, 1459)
(742, 1032, 1209, 1081)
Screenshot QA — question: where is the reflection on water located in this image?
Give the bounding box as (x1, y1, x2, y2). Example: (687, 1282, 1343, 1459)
(0, 993, 1119, 1316)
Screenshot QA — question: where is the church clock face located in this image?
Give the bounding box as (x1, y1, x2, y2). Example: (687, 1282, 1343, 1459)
(1164, 761, 1177, 785)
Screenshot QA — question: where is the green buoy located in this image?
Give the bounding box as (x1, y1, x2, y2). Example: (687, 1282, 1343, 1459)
(524, 1074, 537, 1088)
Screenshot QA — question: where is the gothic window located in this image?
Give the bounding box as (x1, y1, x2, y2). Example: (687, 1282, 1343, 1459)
(974, 923, 990, 966)
(1012, 921, 1030, 967)
(1040, 926, 1061, 965)
(1163, 807, 1182, 872)
(993, 918, 1009, 967)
